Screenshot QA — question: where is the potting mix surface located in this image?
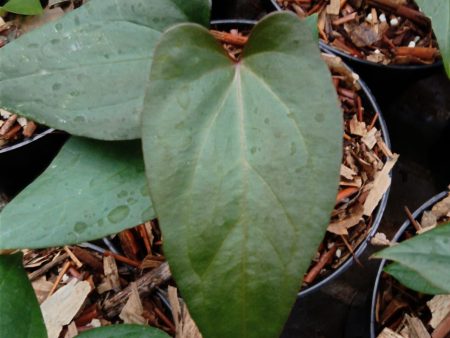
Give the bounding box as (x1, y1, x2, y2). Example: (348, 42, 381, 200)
(277, 0, 440, 65)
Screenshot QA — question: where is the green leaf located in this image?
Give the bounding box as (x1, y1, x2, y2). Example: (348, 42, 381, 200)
(1, 0, 43, 15)
(374, 223, 450, 294)
(0, 253, 46, 338)
(0, 137, 154, 249)
(142, 12, 342, 338)
(384, 263, 448, 295)
(415, 0, 450, 77)
(76, 324, 169, 338)
(0, 0, 210, 140)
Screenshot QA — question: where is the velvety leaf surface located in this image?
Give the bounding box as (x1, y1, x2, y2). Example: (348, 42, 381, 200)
(374, 223, 450, 294)
(76, 325, 169, 338)
(415, 0, 450, 76)
(0, 253, 46, 338)
(1, 0, 43, 15)
(0, 0, 210, 140)
(142, 12, 342, 338)
(0, 137, 154, 249)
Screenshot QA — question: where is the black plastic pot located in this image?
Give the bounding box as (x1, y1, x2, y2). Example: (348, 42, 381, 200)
(268, 1, 445, 104)
(210, 19, 392, 298)
(212, 0, 277, 21)
(369, 190, 449, 338)
(0, 129, 68, 197)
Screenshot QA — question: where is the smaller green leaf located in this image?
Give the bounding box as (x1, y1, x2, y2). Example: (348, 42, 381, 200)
(0, 137, 154, 249)
(76, 324, 170, 338)
(384, 262, 447, 295)
(374, 223, 450, 294)
(0, 253, 47, 338)
(415, 0, 450, 77)
(1, 0, 43, 15)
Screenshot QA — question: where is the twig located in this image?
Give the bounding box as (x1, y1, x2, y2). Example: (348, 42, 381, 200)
(47, 261, 72, 298)
(103, 262, 171, 318)
(404, 206, 422, 232)
(209, 30, 248, 47)
(304, 246, 337, 284)
(28, 253, 69, 281)
(104, 251, 140, 268)
(64, 246, 83, 268)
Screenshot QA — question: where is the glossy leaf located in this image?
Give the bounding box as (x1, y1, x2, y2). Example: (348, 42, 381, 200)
(0, 137, 154, 249)
(1, 0, 43, 15)
(76, 324, 169, 338)
(142, 12, 342, 338)
(415, 0, 450, 76)
(0, 0, 210, 140)
(0, 253, 46, 338)
(374, 223, 450, 294)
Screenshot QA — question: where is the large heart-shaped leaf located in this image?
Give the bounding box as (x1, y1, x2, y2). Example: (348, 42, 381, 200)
(374, 223, 450, 294)
(415, 0, 450, 76)
(76, 325, 169, 338)
(0, 137, 154, 249)
(1, 0, 43, 15)
(142, 12, 342, 338)
(0, 253, 46, 338)
(0, 0, 210, 140)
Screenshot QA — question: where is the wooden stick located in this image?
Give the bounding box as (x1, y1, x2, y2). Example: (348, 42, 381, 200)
(22, 121, 37, 138)
(154, 306, 176, 334)
(396, 47, 437, 60)
(432, 312, 450, 338)
(138, 224, 152, 254)
(71, 246, 103, 272)
(332, 12, 357, 26)
(104, 251, 141, 268)
(209, 30, 248, 47)
(304, 246, 337, 284)
(3, 124, 21, 140)
(47, 261, 72, 298)
(0, 114, 17, 136)
(336, 187, 359, 203)
(368, 112, 379, 130)
(367, 0, 430, 26)
(340, 235, 362, 267)
(103, 262, 171, 317)
(356, 95, 363, 122)
(404, 206, 422, 232)
(64, 246, 83, 268)
(28, 253, 69, 281)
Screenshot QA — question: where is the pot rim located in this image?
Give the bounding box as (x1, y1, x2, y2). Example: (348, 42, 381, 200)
(210, 19, 392, 298)
(369, 190, 450, 338)
(0, 128, 55, 154)
(268, 0, 444, 71)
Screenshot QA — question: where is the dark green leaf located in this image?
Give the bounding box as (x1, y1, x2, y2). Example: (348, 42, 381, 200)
(1, 0, 43, 15)
(0, 0, 210, 140)
(142, 12, 342, 338)
(76, 324, 169, 338)
(384, 262, 447, 295)
(374, 223, 450, 294)
(0, 137, 154, 249)
(0, 253, 46, 338)
(415, 0, 450, 76)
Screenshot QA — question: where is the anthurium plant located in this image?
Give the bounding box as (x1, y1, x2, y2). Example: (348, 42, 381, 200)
(0, 1, 344, 337)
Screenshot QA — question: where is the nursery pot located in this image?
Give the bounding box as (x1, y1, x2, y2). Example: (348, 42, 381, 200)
(268, 1, 445, 104)
(210, 19, 392, 298)
(369, 190, 449, 338)
(0, 129, 68, 197)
